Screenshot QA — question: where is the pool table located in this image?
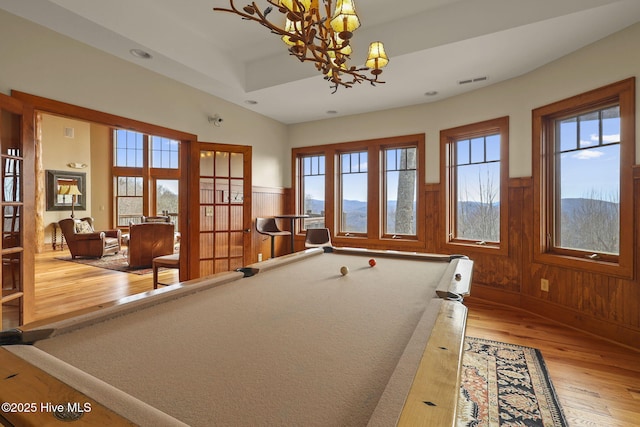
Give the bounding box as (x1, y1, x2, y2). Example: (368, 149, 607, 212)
(0, 247, 472, 426)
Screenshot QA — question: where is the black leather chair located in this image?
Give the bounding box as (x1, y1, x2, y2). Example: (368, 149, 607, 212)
(256, 217, 290, 259)
(304, 228, 332, 249)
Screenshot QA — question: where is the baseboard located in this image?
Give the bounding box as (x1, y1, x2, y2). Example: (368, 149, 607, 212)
(466, 283, 522, 307)
(520, 295, 640, 351)
(469, 283, 640, 351)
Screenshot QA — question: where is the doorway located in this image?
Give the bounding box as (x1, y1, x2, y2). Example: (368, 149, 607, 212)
(3, 91, 196, 327)
(193, 142, 252, 276)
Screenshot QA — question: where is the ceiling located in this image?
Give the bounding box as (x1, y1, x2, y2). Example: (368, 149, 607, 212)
(2, 0, 640, 124)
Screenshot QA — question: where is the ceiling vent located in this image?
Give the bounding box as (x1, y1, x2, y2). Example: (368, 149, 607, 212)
(458, 76, 488, 85)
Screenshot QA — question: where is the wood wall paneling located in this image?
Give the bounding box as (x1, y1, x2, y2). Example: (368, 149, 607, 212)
(424, 184, 439, 253)
(252, 187, 289, 261)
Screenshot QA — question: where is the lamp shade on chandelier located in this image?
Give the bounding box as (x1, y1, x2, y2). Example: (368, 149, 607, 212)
(214, 0, 389, 92)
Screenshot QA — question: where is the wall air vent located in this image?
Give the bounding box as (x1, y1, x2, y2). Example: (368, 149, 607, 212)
(458, 76, 488, 85)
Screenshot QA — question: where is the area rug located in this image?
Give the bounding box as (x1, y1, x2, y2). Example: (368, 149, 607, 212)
(457, 337, 567, 427)
(55, 253, 153, 275)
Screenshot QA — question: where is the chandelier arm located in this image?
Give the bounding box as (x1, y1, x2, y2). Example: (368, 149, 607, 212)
(294, 48, 382, 88)
(214, 0, 387, 92)
(214, 1, 299, 39)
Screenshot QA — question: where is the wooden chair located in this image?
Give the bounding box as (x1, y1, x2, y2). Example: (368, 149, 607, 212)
(304, 228, 332, 249)
(255, 217, 290, 259)
(127, 222, 174, 268)
(152, 253, 180, 289)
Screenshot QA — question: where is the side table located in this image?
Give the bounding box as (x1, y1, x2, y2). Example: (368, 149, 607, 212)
(51, 223, 65, 251)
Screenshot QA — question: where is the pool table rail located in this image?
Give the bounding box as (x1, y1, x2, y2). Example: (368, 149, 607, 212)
(2, 246, 473, 426)
(396, 300, 468, 426)
(0, 347, 139, 426)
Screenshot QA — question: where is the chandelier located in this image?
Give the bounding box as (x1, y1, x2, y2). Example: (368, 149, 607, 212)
(213, 0, 389, 92)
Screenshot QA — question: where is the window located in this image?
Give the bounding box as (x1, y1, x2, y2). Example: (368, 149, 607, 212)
(115, 129, 144, 167)
(441, 117, 509, 253)
(533, 78, 635, 277)
(155, 179, 179, 228)
(301, 155, 325, 229)
(555, 106, 620, 254)
(112, 129, 180, 227)
(384, 147, 417, 236)
(293, 134, 425, 248)
(151, 136, 179, 169)
(339, 151, 368, 234)
(115, 176, 143, 227)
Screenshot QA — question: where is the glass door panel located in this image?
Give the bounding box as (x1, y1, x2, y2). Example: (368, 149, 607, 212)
(196, 144, 251, 277)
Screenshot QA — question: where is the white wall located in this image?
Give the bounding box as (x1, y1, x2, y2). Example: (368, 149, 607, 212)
(287, 22, 640, 185)
(0, 9, 288, 189)
(41, 115, 91, 243)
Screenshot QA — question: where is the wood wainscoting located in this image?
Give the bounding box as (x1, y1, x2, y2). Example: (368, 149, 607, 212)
(251, 186, 291, 261)
(437, 176, 640, 350)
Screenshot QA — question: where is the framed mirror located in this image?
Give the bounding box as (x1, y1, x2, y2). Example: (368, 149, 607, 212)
(46, 170, 87, 211)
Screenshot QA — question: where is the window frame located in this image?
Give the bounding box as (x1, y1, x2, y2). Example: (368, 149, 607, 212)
(440, 116, 510, 256)
(298, 152, 327, 230)
(114, 175, 144, 227)
(337, 148, 370, 237)
(111, 129, 181, 228)
(381, 144, 419, 239)
(532, 78, 635, 278)
(292, 134, 425, 249)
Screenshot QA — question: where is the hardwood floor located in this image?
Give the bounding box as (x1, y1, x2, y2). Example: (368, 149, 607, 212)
(31, 248, 178, 324)
(465, 297, 640, 427)
(7, 255, 640, 426)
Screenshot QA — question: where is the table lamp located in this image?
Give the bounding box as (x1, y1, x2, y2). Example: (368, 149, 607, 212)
(59, 182, 82, 218)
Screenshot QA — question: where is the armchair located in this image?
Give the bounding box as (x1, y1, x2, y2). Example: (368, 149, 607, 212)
(58, 217, 121, 259)
(127, 222, 175, 268)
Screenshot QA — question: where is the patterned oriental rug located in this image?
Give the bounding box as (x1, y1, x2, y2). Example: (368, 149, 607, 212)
(457, 337, 568, 427)
(56, 253, 152, 275)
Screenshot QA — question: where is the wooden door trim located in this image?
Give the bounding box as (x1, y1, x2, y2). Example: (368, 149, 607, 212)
(11, 91, 197, 141)
(8, 90, 198, 287)
(191, 142, 252, 278)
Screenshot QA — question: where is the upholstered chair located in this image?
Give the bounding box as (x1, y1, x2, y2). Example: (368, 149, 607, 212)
(127, 222, 175, 268)
(58, 217, 122, 259)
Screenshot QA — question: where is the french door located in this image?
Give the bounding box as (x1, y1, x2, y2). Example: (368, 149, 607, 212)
(0, 93, 34, 330)
(190, 142, 251, 277)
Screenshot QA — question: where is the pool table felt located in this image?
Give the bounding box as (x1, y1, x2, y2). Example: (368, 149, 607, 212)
(10, 249, 470, 426)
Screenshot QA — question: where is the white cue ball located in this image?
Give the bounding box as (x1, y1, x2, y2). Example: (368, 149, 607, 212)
(340, 266, 349, 276)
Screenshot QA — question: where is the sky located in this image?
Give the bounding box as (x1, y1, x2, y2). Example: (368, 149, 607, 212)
(557, 111, 620, 200)
(303, 112, 620, 205)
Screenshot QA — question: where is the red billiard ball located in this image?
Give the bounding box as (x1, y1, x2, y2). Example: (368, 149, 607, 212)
(368, 258, 376, 267)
